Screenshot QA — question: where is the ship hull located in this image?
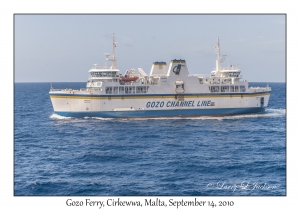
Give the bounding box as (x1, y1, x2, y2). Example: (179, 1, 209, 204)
(54, 107, 265, 118)
(50, 91, 270, 118)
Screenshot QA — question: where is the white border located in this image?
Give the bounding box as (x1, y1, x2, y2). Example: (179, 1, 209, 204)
(2, 0, 294, 209)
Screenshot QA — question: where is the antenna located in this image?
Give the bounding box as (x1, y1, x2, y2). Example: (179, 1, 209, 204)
(214, 36, 221, 60)
(214, 37, 222, 72)
(105, 33, 117, 69)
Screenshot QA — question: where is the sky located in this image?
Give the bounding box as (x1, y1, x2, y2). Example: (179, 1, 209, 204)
(14, 14, 285, 82)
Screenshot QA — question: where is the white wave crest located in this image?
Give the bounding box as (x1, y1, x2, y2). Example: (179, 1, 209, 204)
(120, 108, 286, 121)
(91, 117, 115, 121)
(49, 108, 285, 121)
(50, 113, 73, 120)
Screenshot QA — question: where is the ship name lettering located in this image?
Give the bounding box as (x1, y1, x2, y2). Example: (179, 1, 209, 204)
(151, 102, 155, 108)
(146, 101, 164, 108)
(146, 100, 210, 108)
(197, 100, 211, 106)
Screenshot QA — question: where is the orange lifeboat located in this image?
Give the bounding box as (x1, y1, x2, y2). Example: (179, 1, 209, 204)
(120, 76, 139, 82)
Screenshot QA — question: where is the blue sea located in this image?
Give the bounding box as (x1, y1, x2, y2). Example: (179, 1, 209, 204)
(14, 82, 286, 196)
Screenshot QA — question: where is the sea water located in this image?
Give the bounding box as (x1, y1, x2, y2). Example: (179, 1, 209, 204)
(14, 82, 286, 195)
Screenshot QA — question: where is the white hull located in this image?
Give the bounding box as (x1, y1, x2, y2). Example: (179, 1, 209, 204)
(50, 91, 270, 118)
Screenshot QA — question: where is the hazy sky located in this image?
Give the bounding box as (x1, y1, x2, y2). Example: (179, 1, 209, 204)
(15, 14, 285, 82)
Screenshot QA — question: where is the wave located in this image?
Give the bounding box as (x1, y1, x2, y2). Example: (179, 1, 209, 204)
(199, 108, 286, 121)
(120, 108, 286, 121)
(49, 108, 285, 121)
(123, 108, 285, 121)
(49, 114, 73, 120)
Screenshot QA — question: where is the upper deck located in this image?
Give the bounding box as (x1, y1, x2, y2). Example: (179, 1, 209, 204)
(50, 35, 271, 96)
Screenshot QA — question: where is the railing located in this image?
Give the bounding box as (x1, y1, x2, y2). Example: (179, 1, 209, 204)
(150, 74, 167, 77)
(213, 66, 240, 71)
(88, 75, 119, 79)
(90, 65, 109, 69)
(190, 74, 212, 78)
(249, 86, 271, 92)
(50, 88, 63, 92)
(50, 88, 93, 92)
(203, 81, 234, 85)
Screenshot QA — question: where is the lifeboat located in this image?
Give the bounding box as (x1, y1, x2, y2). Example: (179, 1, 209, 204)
(120, 76, 139, 82)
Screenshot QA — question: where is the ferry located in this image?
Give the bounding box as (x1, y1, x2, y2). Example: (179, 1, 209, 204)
(49, 34, 271, 118)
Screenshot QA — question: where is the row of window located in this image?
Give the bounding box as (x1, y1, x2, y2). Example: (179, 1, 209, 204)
(105, 85, 246, 94)
(90, 71, 117, 77)
(202, 78, 234, 85)
(90, 79, 118, 83)
(226, 72, 240, 77)
(209, 86, 246, 93)
(105, 86, 149, 94)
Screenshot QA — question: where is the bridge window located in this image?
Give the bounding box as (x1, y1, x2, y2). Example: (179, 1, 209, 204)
(227, 72, 240, 77)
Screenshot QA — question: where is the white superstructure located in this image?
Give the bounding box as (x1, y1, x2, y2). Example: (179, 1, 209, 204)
(49, 35, 271, 118)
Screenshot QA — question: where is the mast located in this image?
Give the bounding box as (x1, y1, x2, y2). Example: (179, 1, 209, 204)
(105, 33, 117, 69)
(214, 37, 221, 72)
(214, 37, 226, 74)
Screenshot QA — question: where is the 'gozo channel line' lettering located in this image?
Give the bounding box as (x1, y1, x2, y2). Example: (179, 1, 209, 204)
(146, 100, 211, 108)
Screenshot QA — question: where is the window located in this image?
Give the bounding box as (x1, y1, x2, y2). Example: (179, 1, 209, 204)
(221, 86, 229, 92)
(240, 86, 245, 92)
(125, 87, 129, 94)
(129, 87, 135, 94)
(227, 72, 240, 77)
(113, 87, 118, 94)
(119, 87, 124, 94)
(235, 86, 239, 92)
(142, 86, 147, 93)
(136, 87, 140, 93)
(105, 87, 112, 94)
(211, 86, 219, 92)
(135, 86, 148, 93)
(97, 82, 102, 87)
(230, 86, 234, 92)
